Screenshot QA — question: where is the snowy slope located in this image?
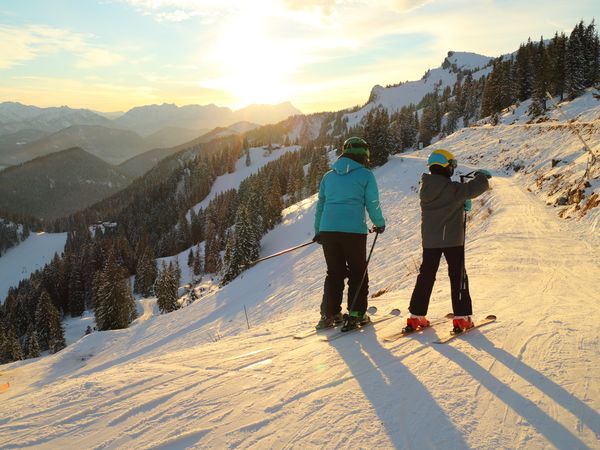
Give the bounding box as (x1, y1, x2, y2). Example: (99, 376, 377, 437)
(1, 97, 600, 449)
(189, 144, 301, 214)
(345, 51, 494, 128)
(0, 231, 67, 301)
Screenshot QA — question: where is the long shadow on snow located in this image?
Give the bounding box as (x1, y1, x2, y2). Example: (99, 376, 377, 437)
(470, 334, 600, 439)
(433, 340, 590, 449)
(331, 329, 469, 449)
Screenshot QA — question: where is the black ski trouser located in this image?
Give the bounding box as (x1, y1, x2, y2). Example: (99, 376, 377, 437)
(409, 246, 472, 316)
(319, 232, 368, 316)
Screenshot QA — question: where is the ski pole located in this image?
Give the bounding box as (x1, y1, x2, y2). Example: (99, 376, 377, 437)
(347, 231, 379, 314)
(458, 174, 470, 301)
(244, 240, 315, 268)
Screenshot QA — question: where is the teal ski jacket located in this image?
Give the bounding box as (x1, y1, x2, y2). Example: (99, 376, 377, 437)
(314, 156, 385, 235)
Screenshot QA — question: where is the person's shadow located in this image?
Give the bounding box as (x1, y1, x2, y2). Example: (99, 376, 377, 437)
(331, 328, 469, 449)
(470, 334, 600, 439)
(432, 333, 594, 449)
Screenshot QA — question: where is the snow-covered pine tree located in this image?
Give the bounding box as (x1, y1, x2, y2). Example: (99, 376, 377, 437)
(155, 262, 180, 313)
(134, 247, 157, 297)
(6, 327, 22, 361)
(529, 38, 549, 117)
(187, 248, 195, 269)
(94, 251, 137, 330)
(193, 243, 202, 276)
(35, 291, 64, 352)
(68, 262, 85, 317)
(548, 32, 568, 100)
(25, 327, 41, 359)
(566, 22, 586, 99)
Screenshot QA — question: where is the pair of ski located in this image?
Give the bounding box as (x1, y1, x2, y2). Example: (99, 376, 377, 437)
(384, 313, 497, 344)
(293, 307, 401, 342)
(293, 310, 497, 344)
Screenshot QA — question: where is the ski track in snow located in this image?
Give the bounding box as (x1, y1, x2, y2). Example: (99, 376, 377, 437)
(2, 127, 600, 447)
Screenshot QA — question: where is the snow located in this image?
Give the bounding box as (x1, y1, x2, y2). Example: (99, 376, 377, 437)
(1, 94, 600, 449)
(189, 145, 302, 215)
(344, 51, 494, 129)
(0, 231, 67, 301)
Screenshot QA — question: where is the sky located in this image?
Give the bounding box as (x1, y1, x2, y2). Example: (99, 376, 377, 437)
(0, 0, 597, 114)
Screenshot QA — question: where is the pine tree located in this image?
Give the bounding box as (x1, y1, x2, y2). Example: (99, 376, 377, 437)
(25, 328, 41, 358)
(566, 22, 586, 99)
(155, 263, 180, 313)
(529, 39, 549, 117)
(193, 243, 202, 276)
(548, 32, 568, 100)
(222, 204, 261, 284)
(68, 262, 85, 317)
(134, 247, 157, 297)
(35, 291, 64, 352)
(6, 327, 22, 361)
(94, 251, 137, 331)
(0, 324, 7, 364)
(187, 248, 195, 269)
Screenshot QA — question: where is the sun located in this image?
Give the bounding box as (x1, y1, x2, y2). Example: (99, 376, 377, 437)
(200, 10, 300, 107)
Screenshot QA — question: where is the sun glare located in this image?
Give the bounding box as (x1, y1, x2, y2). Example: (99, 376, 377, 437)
(200, 9, 300, 108)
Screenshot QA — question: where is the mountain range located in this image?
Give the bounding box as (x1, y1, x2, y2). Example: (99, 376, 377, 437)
(0, 101, 301, 166)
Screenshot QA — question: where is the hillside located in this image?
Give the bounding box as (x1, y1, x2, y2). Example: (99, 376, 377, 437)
(118, 121, 260, 179)
(344, 51, 494, 128)
(2, 125, 150, 166)
(0, 147, 131, 221)
(0, 91, 599, 448)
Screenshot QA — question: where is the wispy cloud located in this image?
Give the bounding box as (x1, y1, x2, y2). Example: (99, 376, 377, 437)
(0, 24, 124, 69)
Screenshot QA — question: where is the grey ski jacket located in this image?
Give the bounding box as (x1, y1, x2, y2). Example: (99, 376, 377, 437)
(419, 172, 489, 248)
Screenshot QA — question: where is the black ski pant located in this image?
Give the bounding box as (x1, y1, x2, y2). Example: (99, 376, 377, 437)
(319, 231, 368, 317)
(408, 246, 472, 316)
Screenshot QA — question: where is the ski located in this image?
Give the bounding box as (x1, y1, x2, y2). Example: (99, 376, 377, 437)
(383, 313, 455, 342)
(433, 314, 497, 344)
(293, 306, 380, 340)
(320, 309, 401, 342)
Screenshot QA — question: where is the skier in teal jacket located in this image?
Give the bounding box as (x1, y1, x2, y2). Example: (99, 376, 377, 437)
(313, 137, 385, 331)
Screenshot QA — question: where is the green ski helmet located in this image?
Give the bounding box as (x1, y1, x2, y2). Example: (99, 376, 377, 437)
(343, 137, 370, 158)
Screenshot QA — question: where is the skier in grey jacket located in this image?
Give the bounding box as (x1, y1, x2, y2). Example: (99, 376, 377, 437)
(406, 149, 491, 332)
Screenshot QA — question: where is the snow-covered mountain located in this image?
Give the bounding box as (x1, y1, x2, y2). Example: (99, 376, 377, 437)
(344, 51, 494, 128)
(0, 102, 114, 135)
(1, 89, 599, 448)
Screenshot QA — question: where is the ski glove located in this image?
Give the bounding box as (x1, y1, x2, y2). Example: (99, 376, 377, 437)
(312, 233, 322, 244)
(475, 169, 492, 179)
(373, 225, 385, 234)
(464, 199, 472, 211)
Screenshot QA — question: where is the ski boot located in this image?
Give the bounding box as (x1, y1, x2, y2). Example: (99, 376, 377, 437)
(315, 312, 344, 330)
(341, 311, 370, 332)
(404, 314, 430, 332)
(452, 316, 474, 334)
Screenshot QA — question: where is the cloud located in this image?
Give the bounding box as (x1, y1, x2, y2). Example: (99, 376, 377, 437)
(0, 24, 124, 69)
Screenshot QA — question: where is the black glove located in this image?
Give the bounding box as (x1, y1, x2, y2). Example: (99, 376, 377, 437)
(312, 233, 322, 244)
(373, 225, 385, 234)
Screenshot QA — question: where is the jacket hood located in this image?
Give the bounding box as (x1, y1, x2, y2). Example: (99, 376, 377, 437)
(420, 173, 450, 202)
(332, 156, 364, 175)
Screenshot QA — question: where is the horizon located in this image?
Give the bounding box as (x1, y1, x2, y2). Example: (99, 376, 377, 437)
(0, 0, 597, 114)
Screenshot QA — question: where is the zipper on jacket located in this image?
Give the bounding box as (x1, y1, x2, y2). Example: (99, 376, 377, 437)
(442, 224, 446, 241)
